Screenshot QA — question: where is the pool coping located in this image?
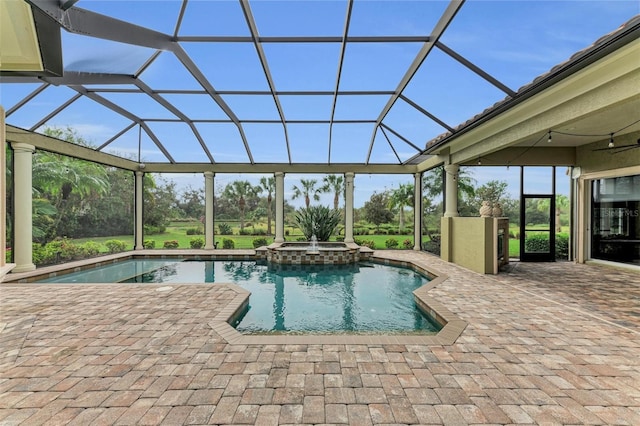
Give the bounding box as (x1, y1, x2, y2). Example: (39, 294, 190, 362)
(4, 249, 467, 345)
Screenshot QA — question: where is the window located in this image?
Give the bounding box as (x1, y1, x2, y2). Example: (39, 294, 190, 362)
(591, 175, 640, 265)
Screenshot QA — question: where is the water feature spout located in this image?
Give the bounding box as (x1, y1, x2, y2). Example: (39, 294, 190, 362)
(307, 234, 319, 254)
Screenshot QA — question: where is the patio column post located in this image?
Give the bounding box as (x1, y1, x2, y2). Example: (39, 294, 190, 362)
(204, 172, 215, 249)
(413, 172, 423, 250)
(344, 172, 355, 243)
(444, 164, 459, 217)
(0, 107, 9, 276)
(11, 142, 36, 272)
(274, 172, 285, 243)
(134, 171, 144, 250)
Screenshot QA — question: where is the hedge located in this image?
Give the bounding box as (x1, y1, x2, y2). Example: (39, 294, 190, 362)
(524, 232, 568, 260)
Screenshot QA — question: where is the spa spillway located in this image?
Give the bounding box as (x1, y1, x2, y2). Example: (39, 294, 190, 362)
(256, 240, 373, 265)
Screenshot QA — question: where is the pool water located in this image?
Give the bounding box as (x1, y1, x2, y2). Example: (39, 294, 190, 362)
(38, 260, 439, 334)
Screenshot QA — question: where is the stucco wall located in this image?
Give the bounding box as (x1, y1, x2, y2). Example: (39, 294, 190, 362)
(441, 217, 495, 274)
(577, 131, 640, 174)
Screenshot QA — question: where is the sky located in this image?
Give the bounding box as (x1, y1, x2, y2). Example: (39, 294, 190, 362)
(1, 0, 638, 207)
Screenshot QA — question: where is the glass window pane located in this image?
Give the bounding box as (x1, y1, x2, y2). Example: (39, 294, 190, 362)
(524, 197, 551, 226)
(523, 167, 554, 195)
(591, 175, 640, 265)
(524, 231, 550, 253)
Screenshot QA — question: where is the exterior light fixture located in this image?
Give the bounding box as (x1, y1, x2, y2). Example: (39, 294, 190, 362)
(608, 133, 614, 148)
(547, 130, 552, 143)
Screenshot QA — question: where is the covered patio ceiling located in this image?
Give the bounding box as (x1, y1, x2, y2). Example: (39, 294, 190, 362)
(1, 0, 639, 173)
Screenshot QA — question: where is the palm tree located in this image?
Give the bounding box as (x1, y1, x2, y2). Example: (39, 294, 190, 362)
(538, 194, 570, 233)
(259, 176, 275, 235)
(388, 183, 414, 232)
(321, 174, 344, 210)
(223, 180, 260, 231)
(291, 179, 321, 208)
(32, 150, 110, 241)
(423, 166, 475, 208)
(423, 166, 475, 199)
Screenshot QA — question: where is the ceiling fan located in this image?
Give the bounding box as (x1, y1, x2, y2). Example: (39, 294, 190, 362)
(592, 137, 640, 153)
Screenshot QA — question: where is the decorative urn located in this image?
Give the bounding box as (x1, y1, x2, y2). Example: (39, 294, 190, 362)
(479, 201, 492, 217)
(492, 202, 503, 217)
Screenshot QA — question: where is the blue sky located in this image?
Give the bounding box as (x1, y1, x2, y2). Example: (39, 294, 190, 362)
(1, 0, 638, 207)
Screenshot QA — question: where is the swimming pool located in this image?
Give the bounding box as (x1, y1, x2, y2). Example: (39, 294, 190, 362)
(37, 259, 440, 334)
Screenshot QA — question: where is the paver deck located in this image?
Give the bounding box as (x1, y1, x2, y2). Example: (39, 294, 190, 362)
(1, 251, 639, 425)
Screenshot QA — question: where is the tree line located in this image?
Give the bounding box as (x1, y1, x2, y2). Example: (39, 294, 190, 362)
(7, 127, 567, 247)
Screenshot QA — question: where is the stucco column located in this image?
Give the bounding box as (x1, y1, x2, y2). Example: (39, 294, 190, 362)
(204, 172, 215, 249)
(344, 172, 355, 243)
(11, 142, 36, 272)
(274, 172, 285, 243)
(134, 171, 144, 250)
(413, 172, 423, 251)
(444, 164, 459, 217)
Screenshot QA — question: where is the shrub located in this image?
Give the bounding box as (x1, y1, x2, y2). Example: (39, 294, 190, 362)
(252, 237, 269, 248)
(143, 240, 156, 249)
(186, 227, 204, 235)
(403, 239, 413, 249)
(285, 230, 290, 236)
(335, 236, 344, 242)
(556, 233, 569, 260)
(32, 244, 48, 265)
(355, 238, 376, 249)
(524, 233, 549, 253)
(218, 223, 233, 235)
(296, 237, 307, 242)
(82, 241, 101, 257)
(190, 237, 205, 249)
(222, 238, 235, 249)
(48, 238, 83, 260)
(523, 233, 569, 260)
(105, 239, 127, 254)
(294, 205, 342, 241)
(252, 228, 267, 236)
(385, 238, 399, 249)
(239, 228, 251, 235)
(144, 225, 166, 235)
(163, 240, 179, 249)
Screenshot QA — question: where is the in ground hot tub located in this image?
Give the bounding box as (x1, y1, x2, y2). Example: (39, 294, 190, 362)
(256, 240, 373, 265)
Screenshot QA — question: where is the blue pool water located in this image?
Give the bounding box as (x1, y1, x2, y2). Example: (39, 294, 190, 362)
(38, 260, 439, 334)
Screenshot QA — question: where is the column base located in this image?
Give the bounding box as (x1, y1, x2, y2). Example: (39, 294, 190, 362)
(12, 263, 36, 273)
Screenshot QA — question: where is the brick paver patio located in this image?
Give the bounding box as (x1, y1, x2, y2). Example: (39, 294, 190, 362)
(1, 251, 639, 425)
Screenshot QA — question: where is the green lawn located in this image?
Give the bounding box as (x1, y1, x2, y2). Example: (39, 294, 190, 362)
(72, 220, 427, 251)
(70, 221, 525, 256)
